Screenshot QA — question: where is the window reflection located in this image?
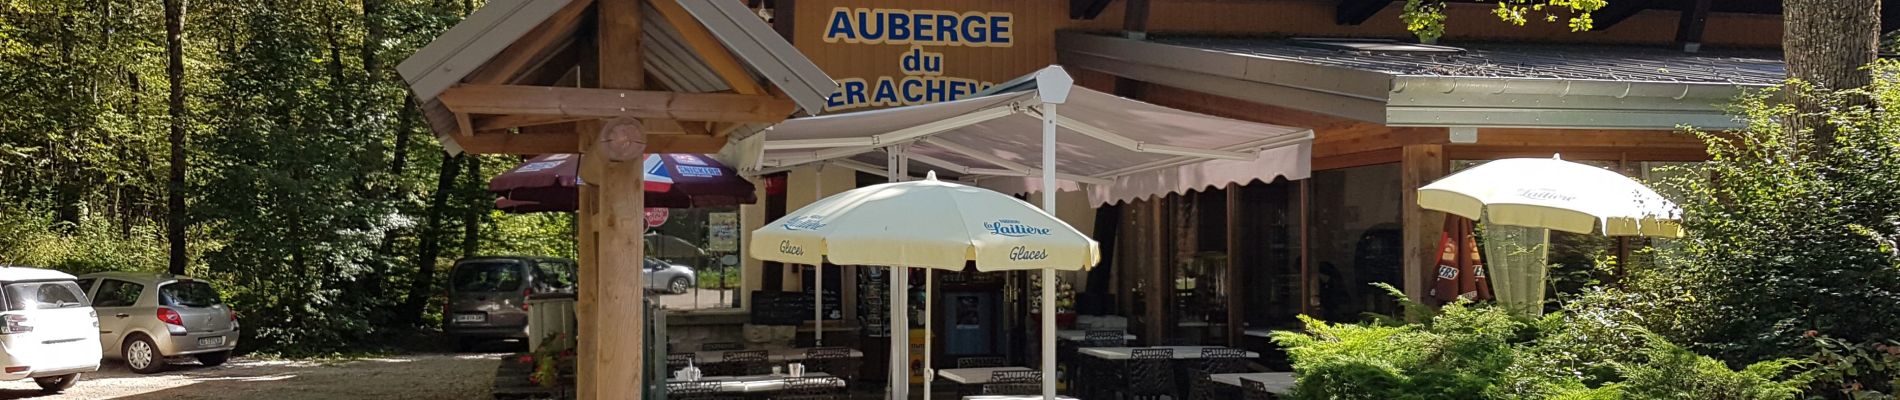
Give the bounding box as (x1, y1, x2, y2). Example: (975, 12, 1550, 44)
(1308, 164, 1404, 322)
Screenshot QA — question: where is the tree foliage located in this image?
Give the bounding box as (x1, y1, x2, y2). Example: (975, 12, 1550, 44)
(1399, 0, 1606, 43)
(0, 0, 573, 356)
(1628, 60, 1900, 398)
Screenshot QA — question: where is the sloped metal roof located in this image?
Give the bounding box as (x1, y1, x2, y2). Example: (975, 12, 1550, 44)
(1152, 36, 1786, 85)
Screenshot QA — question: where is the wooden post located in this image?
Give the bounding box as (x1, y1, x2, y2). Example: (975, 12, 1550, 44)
(1224, 184, 1242, 347)
(1400, 144, 1447, 306)
(581, 0, 645, 399)
(1145, 198, 1166, 344)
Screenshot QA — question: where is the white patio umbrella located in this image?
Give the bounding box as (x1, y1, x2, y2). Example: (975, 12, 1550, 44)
(752, 171, 1100, 400)
(1416, 155, 1682, 314)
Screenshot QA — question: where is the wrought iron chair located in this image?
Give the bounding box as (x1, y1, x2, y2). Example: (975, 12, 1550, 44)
(771, 376, 846, 400)
(1126, 348, 1176, 400)
(1081, 330, 1128, 347)
(956, 356, 1009, 368)
(802, 347, 859, 384)
(703, 350, 770, 376)
(668, 380, 742, 400)
(1185, 369, 1218, 400)
(1195, 347, 1251, 373)
(1241, 378, 1276, 400)
(667, 352, 697, 371)
(977, 370, 1042, 397)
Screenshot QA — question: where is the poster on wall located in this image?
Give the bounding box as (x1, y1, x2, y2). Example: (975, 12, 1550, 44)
(707, 212, 739, 252)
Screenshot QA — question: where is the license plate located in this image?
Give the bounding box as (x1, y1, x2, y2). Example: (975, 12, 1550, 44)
(198, 336, 225, 348)
(454, 313, 486, 323)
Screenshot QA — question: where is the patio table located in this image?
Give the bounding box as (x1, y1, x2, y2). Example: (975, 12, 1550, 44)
(1243, 329, 1275, 338)
(1210, 372, 1295, 394)
(936, 366, 1035, 385)
(666, 372, 843, 393)
(1076, 346, 1260, 360)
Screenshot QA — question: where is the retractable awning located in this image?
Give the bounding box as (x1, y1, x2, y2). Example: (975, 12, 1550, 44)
(740, 66, 1315, 205)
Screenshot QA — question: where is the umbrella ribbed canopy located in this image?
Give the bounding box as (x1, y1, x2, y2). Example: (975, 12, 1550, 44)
(751, 172, 1099, 271)
(1417, 157, 1682, 237)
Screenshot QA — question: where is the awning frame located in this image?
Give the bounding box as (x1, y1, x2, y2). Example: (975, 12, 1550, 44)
(747, 66, 1316, 200)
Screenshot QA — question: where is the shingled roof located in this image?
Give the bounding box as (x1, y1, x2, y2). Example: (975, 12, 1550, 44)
(1150, 36, 1786, 85)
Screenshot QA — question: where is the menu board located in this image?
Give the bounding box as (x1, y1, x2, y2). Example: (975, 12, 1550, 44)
(858, 267, 890, 337)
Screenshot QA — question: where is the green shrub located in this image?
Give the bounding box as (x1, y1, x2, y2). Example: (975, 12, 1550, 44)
(1273, 285, 1812, 400)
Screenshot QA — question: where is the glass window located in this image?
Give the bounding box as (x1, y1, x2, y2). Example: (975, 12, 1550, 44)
(94, 280, 144, 308)
(159, 281, 223, 308)
(532, 260, 577, 293)
(74, 279, 94, 293)
(648, 207, 742, 311)
(1171, 189, 1230, 344)
(1238, 179, 1301, 331)
(4, 281, 89, 310)
(1308, 164, 1405, 322)
(451, 261, 525, 293)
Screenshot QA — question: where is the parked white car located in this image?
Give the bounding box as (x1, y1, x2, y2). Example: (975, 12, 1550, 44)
(0, 266, 101, 392)
(76, 272, 239, 374)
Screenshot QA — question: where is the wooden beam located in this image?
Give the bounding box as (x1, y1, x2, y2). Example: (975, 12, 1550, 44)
(1400, 145, 1446, 305)
(450, 132, 579, 154)
(1472, 127, 1706, 149)
(1336, 0, 1393, 25)
(464, 0, 593, 85)
(511, 39, 582, 86)
(647, 0, 767, 95)
(648, 134, 730, 153)
(436, 84, 798, 123)
(472, 114, 589, 131)
(1223, 183, 1242, 347)
(1123, 0, 1151, 39)
(600, 0, 643, 90)
(1675, 0, 1713, 52)
(1313, 148, 1401, 171)
(454, 112, 475, 137)
(1589, 0, 1656, 31)
(1070, 0, 1113, 19)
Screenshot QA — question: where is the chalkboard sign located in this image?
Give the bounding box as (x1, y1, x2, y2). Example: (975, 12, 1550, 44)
(748, 290, 841, 325)
(858, 267, 890, 337)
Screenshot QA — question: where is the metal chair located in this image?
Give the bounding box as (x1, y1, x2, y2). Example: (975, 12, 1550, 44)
(772, 376, 846, 400)
(1126, 348, 1176, 400)
(1185, 370, 1218, 400)
(1082, 330, 1128, 347)
(1241, 378, 1276, 400)
(956, 356, 1009, 368)
(978, 370, 1042, 396)
(1195, 347, 1250, 373)
(667, 352, 697, 371)
(803, 347, 859, 384)
(668, 380, 742, 400)
(703, 350, 770, 376)
(701, 342, 744, 351)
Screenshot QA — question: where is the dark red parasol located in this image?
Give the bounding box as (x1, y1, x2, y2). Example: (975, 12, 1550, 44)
(489, 153, 755, 212)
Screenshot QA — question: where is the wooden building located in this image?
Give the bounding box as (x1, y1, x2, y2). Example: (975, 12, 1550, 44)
(737, 0, 1802, 376)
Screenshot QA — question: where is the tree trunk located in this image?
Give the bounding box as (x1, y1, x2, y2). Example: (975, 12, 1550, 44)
(402, 154, 464, 324)
(460, 155, 482, 258)
(164, 0, 189, 275)
(1783, 0, 1881, 146)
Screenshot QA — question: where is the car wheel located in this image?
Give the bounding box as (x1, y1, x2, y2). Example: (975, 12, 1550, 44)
(669, 277, 690, 294)
(33, 373, 78, 393)
(123, 334, 167, 374)
(196, 351, 231, 367)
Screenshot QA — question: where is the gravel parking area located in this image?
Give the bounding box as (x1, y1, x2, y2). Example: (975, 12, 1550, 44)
(0, 353, 503, 400)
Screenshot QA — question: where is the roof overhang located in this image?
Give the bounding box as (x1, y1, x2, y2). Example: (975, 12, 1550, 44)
(1056, 31, 1766, 131)
(396, 0, 836, 155)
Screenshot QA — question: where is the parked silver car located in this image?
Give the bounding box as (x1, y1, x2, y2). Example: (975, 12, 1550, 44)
(445, 257, 575, 351)
(644, 258, 696, 294)
(74, 272, 238, 374)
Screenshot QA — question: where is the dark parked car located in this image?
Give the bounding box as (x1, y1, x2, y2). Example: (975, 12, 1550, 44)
(443, 256, 575, 351)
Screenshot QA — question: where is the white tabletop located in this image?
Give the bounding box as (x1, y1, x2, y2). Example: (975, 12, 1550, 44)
(1210, 372, 1295, 394)
(668, 372, 843, 393)
(936, 366, 1034, 384)
(1054, 330, 1137, 342)
(963, 396, 1080, 400)
(690, 348, 864, 363)
(1244, 329, 1275, 338)
(1076, 346, 1259, 360)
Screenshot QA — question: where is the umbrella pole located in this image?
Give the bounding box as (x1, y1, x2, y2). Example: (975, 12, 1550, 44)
(1039, 103, 1059, 400)
(814, 164, 824, 347)
(924, 269, 933, 400)
(887, 147, 912, 400)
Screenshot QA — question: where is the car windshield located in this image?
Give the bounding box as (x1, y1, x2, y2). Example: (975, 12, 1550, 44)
(160, 281, 223, 308)
(3, 281, 89, 310)
(452, 261, 523, 293)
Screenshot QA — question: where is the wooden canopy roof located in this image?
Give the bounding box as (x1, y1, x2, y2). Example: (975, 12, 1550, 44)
(397, 0, 834, 155)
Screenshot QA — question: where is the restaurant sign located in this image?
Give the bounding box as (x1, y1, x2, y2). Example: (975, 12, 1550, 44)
(820, 7, 1013, 111)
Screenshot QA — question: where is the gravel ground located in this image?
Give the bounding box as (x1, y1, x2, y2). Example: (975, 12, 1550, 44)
(0, 352, 504, 400)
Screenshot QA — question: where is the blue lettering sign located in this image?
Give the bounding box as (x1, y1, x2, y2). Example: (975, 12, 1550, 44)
(783, 215, 827, 231)
(984, 219, 1052, 237)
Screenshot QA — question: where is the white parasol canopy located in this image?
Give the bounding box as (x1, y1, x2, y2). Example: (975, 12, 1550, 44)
(1417, 156, 1683, 238)
(750, 171, 1099, 399)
